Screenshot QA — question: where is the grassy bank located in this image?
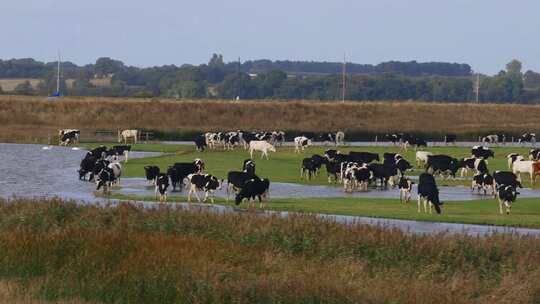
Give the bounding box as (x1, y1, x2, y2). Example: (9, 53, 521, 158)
(1, 198, 539, 303)
(3, 95, 540, 142)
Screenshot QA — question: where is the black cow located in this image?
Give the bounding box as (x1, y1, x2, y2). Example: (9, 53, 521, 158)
(301, 158, 317, 180)
(167, 159, 205, 191)
(226, 171, 259, 201)
(367, 163, 398, 188)
(518, 132, 536, 144)
(471, 146, 494, 159)
(417, 173, 442, 214)
(186, 173, 222, 203)
(406, 137, 427, 150)
(493, 171, 523, 189)
(105, 145, 131, 162)
(385, 133, 402, 145)
(78, 155, 97, 180)
(86, 146, 108, 160)
(325, 160, 341, 183)
(472, 173, 495, 195)
(444, 134, 457, 145)
(475, 158, 489, 174)
(348, 151, 379, 164)
(155, 173, 169, 202)
(194, 135, 207, 151)
(497, 185, 520, 215)
(144, 165, 160, 185)
(383, 153, 402, 164)
(425, 155, 460, 178)
(235, 178, 270, 208)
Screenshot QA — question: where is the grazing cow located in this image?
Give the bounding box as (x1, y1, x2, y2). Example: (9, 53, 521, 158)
(415, 151, 433, 167)
(444, 134, 457, 145)
(235, 178, 270, 208)
(497, 185, 519, 215)
(59, 129, 80, 146)
(398, 176, 414, 203)
(512, 159, 540, 184)
(493, 171, 523, 190)
(417, 173, 442, 214)
(194, 135, 207, 152)
(144, 165, 160, 185)
(91, 159, 110, 182)
(226, 171, 259, 201)
(425, 154, 460, 178)
(518, 132, 536, 145)
(471, 146, 494, 159)
(482, 134, 505, 145)
(167, 159, 205, 191)
(472, 173, 495, 195)
(348, 151, 379, 164)
(96, 162, 122, 193)
(335, 131, 345, 146)
(294, 136, 312, 153)
(367, 163, 399, 188)
(87, 146, 108, 160)
(242, 159, 256, 175)
(529, 149, 540, 160)
(154, 173, 169, 202)
(507, 153, 523, 170)
(118, 129, 138, 144)
(249, 141, 276, 159)
(186, 173, 222, 203)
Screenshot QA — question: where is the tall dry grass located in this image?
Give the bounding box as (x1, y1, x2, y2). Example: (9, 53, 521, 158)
(2, 95, 540, 142)
(0, 197, 539, 303)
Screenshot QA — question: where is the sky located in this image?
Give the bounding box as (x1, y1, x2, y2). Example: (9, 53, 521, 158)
(1, 0, 538, 75)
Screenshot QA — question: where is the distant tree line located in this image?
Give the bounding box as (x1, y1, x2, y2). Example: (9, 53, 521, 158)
(2, 55, 540, 103)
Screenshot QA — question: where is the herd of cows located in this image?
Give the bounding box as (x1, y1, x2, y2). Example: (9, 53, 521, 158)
(70, 128, 540, 215)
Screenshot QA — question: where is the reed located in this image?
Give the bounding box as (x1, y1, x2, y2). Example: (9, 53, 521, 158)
(2, 95, 540, 143)
(0, 197, 538, 303)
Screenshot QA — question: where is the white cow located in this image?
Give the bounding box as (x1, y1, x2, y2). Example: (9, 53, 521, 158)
(335, 131, 345, 146)
(294, 136, 312, 153)
(249, 141, 276, 159)
(512, 159, 540, 184)
(415, 151, 433, 167)
(118, 129, 138, 144)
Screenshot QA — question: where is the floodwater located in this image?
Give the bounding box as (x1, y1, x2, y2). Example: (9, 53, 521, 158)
(1, 143, 539, 236)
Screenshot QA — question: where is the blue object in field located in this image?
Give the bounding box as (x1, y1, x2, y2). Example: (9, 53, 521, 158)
(51, 91, 61, 97)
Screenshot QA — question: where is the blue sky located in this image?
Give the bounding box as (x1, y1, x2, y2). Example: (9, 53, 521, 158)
(2, 0, 538, 74)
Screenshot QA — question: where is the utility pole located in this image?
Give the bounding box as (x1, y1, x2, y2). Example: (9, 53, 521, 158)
(475, 73, 480, 103)
(342, 53, 346, 103)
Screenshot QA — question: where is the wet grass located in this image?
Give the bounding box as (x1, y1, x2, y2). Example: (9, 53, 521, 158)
(0, 198, 540, 303)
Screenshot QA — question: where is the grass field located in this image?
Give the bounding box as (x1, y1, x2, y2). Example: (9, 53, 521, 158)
(3, 94, 540, 143)
(0, 79, 40, 91)
(0, 198, 539, 303)
(81, 142, 540, 228)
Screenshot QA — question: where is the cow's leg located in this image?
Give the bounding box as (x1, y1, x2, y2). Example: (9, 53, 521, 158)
(499, 199, 504, 214)
(417, 196, 422, 213)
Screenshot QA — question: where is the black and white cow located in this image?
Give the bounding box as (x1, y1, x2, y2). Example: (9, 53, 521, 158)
(425, 155, 460, 178)
(508, 153, 523, 169)
(342, 163, 371, 192)
(458, 157, 477, 177)
(105, 145, 131, 162)
(186, 173, 222, 203)
(444, 134, 457, 145)
(497, 185, 519, 215)
(194, 135, 207, 151)
(294, 136, 312, 153)
(471, 146, 494, 159)
(96, 162, 122, 193)
(529, 149, 540, 161)
(417, 173, 442, 214)
(154, 173, 169, 202)
(59, 129, 80, 146)
(86, 146, 108, 160)
(367, 163, 399, 188)
(242, 159, 256, 175)
(167, 159, 205, 191)
(383, 153, 402, 165)
(226, 171, 259, 201)
(144, 165, 160, 185)
(234, 178, 270, 208)
(271, 131, 286, 146)
(471, 173, 495, 196)
(395, 158, 413, 176)
(301, 158, 318, 180)
(384, 133, 402, 145)
(518, 132, 536, 145)
(406, 137, 428, 150)
(493, 171, 523, 190)
(481, 134, 505, 145)
(398, 176, 414, 203)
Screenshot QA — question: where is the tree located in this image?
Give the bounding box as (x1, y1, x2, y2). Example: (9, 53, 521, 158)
(94, 57, 125, 78)
(208, 53, 224, 68)
(14, 81, 35, 95)
(506, 59, 522, 75)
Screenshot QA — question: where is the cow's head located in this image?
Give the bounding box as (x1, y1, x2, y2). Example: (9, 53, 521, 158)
(268, 145, 276, 153)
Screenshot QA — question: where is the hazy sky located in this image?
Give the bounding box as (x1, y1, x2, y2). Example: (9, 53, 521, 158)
(2, 0, 538, 74)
